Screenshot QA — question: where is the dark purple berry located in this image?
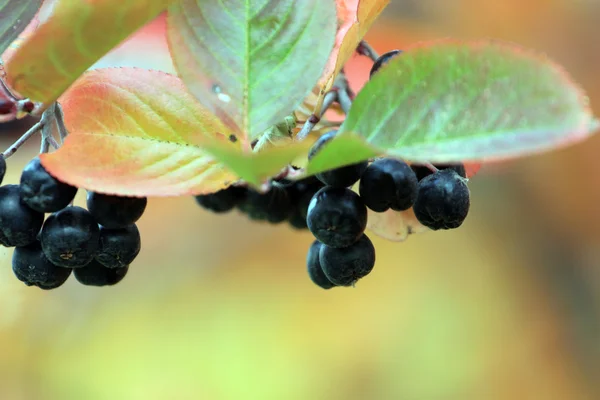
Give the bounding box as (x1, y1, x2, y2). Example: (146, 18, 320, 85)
(411, 163, 466, 181)
(74, 260, 129, 287)
(195, 185, 246, 213)
(87, 192, 147, 229)
(319, 234, 376, 286)
(0, 184, 44, 247)
(306, 240, 335, 289)
(12, 241, 72, 290)
(307, 186, 367, 248)
(370, 50, 402, 78)
(19, 156, 78, 212)
(413, 169, 470, 230)
(95, 224, 141, 269)
(359, 158, 418, 212)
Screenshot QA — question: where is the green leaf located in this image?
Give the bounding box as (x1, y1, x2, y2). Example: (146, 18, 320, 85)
(166, 0, 337, 145)
(339, 38, 600, 162)
(0, 0, 41, 56)
(3, 0, 176, 106)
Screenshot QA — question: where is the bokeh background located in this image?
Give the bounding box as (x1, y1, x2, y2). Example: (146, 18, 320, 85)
(1, 1, 600, 399)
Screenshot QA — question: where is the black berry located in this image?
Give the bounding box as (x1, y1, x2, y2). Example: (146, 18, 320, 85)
(308, 130, 368, 188)
(95, 224, 141, 269)
(319, 234, 376, 286)
(74, 260, 129, 286)
(237, 184, 292, 223)
(40, 206, 100, 268)
(87, 192, 147, 229)
(285, 177, 324, 230)
(370, 50, 402, 78)
(19, 156, 78, 213)
(413, 169, 470, 230)
(0, 184, 44, 247)
(0, 154, 6, 185)
(195, 185, 246, 213)
(12, 241, 72, 290)
(307, 186, 367, 248)
(359, 158, 418, 212)
(306, 240, 335, 289)
(411, 163, 466, 181)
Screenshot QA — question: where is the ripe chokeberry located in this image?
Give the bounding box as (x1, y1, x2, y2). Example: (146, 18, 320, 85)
(308, 130, 368, 188)
(319, 234, 376, 286)
(307, 186, 367, 248)
(19, 156, 78, 212)
(195, 185, 246, 213)
(306, 240, 335, 289)
(370, 50, 402, 78)
(284, 177, 324, 230)
(40, 206, 100, 268)
(0, 154, 6, 185)
(87, 192, 147, 229)
(413, 169, 470, 230)
(237, 184, 292, 223)
(12, 241, 72, 290)
(95, 224, 141, 269)
(0, 184, 44, 247)
(359, 158, 418, 212)
(411, 163, 466, 181)
(74, 260, 129, 286)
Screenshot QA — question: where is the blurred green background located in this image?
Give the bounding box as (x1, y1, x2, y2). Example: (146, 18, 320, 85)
(1, 1, 600, 399)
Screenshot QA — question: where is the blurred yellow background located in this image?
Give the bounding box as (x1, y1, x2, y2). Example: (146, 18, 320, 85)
(1, 1, 600, 399)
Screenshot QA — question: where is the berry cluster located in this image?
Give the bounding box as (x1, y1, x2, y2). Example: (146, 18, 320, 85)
(195, 129, 472, 290)
(0, 156, 146, 289)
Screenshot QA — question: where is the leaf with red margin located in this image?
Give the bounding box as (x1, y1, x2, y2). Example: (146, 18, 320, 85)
(40, 68, 312, 196)
(318, 0, 390, 91)
(40, 68, 238, 197)
(3, 0, 176, 108)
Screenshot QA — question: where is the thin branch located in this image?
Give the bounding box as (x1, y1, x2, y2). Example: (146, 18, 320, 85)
(54, 102, 69, 143)
(1, 121, 43, 159)
(46, 135, 60, 149)
(357, 40, 380, 62)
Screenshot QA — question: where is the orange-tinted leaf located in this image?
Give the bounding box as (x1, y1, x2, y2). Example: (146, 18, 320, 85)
(3, 0, 176, 107)
(319, 0, 390, 91)
(41, 68, 238, 197)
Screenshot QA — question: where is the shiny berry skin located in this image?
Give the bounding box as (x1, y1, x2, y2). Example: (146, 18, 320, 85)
(307, 186, 367, 248)
(369, 50, 402, 78)
(12, 241, 72, 290)
(19, 156, 78, 212)
(87, 192, 147, 229)
(413, 169, 470, 230)
(308, 130, 368, 188)
(359, 158, 418, 212)
(95, 224, 141, 269)
(306, 240, 336, 289)
(411, 163, 466, 181)
(195, 185, 246, 213)
(40, 206, 100, 268)
(74, 260, 129, 287)
(0, 184, 44, 247)
(319, 234, 376, 286)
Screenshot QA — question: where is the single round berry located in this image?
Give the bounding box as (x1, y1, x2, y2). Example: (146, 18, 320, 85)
(87, 192, 147, 229)
(359, 158, 418, 212)
(370, 50, 402, 78)
(40, 206, 100, 268)
(195, 185, 246, 213)
(285, 177, 324, 230)
(95, 224, 141, 269)
(74, 260, 129, 287)
(411, 163, 466, 181)
(306, 240, 336, 289)
(307, 186, 367, 248)
(308, 130, 368, 188)
(238, 184, 292, 223)
(0, 184, 44, 247)
(319, 234, 376, 286)
(0, 154, 6, 185)
(19, 156, 78, 213)
(12, 241, 72, 290)
(413, 169, 470, 230)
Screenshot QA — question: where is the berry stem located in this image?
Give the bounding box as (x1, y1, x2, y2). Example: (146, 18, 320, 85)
(1, 121, 43, 159)
(296, 72, 353, 141)
(54, 102, 68, 143)
(357, 40, 380, 62)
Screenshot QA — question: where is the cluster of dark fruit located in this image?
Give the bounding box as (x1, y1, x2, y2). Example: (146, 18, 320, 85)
(195, 129, 471, 290)
(0, 156, 146, 289)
